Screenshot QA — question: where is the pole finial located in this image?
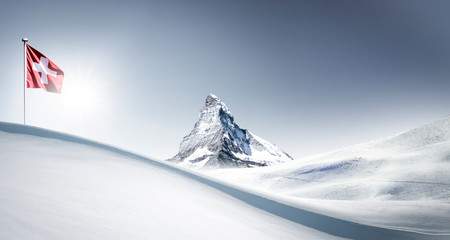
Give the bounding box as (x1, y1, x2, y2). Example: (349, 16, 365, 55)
(22, 38, 28, 43)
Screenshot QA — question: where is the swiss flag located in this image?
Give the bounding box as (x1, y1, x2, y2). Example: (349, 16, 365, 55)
(26, 44, 64, 93)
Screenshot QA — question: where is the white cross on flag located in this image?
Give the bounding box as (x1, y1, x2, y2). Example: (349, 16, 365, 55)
(26, 44, 64, 93)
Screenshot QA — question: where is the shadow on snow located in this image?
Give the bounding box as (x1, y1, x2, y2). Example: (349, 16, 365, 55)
(1, 122, 447, 240)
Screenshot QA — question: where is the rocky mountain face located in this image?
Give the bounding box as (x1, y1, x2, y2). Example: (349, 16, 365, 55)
(168, 94, 293, 168)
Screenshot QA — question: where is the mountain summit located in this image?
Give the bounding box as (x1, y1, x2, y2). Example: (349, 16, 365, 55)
(168, 94, 293, 168)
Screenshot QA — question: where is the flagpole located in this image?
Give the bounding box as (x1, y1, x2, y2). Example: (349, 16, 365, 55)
(22, 38, 28, 125)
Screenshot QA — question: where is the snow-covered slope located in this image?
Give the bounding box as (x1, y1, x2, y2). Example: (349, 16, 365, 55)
(0, 122, 329, 240)
(211, 116, 450, 201)
(207, 116, 450, 235)
(168, 94, 292, 168)
(1, 122, 446, 239)
(213, 117, 450, 201)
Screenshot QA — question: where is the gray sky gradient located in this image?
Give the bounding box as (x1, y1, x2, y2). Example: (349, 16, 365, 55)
(1, 0, 449, 159)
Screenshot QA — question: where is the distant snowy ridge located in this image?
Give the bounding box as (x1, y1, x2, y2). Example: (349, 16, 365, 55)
(211, 115, 450, 201)
(168, 94, 292, 168)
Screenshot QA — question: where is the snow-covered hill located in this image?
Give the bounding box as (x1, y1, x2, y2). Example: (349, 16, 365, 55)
(210, 115, 450, 201)
(207, 116, 450, 235)
(168, 94, 292, 168)
(0, 122, 322, 239)
(1, 122, 447, 239)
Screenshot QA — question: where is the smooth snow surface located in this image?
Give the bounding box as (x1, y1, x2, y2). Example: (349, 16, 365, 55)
(209, 116, 450, 235)
(0, 123, 329, 240)
(1, 122, 446, 239)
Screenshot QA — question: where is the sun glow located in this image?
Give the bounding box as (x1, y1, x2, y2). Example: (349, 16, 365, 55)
(61, 75, 107, 119)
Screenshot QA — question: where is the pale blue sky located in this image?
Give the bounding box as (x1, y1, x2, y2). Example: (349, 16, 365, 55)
(1, 0, 449, 159)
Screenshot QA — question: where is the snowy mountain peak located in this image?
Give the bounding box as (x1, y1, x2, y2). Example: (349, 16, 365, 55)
(168, 94, 293, 169)
(205, 94, 220, 106)
(204, 94, 232, 117)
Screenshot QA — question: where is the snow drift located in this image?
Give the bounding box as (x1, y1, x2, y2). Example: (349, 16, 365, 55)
(208, 116, 450, 235)
(1, 122, 447, 239)
(210, 116, 450, 201)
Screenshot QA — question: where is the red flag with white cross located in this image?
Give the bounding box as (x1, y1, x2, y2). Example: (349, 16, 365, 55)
(26, 44, 64, 93)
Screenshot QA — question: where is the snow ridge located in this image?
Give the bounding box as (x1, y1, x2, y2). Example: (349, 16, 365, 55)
(211, 115, 450, 201)
(168, 94, 292, 168)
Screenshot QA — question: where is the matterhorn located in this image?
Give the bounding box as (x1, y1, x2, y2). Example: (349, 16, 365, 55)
(168, 94, 293, 168)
